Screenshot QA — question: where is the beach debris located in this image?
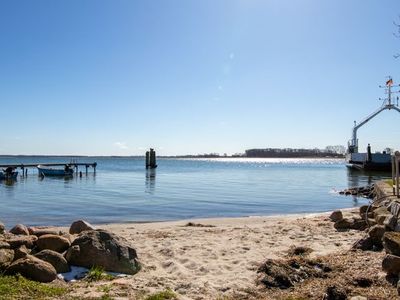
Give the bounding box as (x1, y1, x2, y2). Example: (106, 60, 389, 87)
(65, 229, 141, 275)
(349, 296, 368, 300)
(184, 222, 215, 228)
(36, 234, 71, 253)
(339, 185, 375, 199)
(287, 245, 313, 257)
(322, 285, 347, 300)
(352, 277, 373, 288)
(69, 219, 96, 234)
(35, 249, 70, 273)
(10, 224, 29, 235)
(257, 257, 331, 289)
(329, 210, 343, 222)
(6, 255, 58, 283)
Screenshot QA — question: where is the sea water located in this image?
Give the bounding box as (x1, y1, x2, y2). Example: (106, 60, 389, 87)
(0, 157, 390, 226)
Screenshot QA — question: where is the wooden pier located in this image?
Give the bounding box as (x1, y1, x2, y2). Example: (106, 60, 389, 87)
(0, 162, 97, 176)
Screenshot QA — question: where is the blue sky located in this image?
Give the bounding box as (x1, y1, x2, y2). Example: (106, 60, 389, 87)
(1, 0, 400, 156)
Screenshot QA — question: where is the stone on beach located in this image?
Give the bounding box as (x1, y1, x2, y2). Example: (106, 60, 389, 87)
(6, 255, 57, 283)
(36, 234, 71, 253)
(368, 225, 385, 247)
(35, 249, 70, 273)
(329, 210, 343, 222)
(66, 229, 140, 275)
(382, 254, 400, 275)
(10, 224, 29, 235)
(28, 227, 59, 237)
(13, 245, 30, 260)
(383, 232, 400, 256)
(69, 220, 95, 235)
(0, 221, 5, 234)
(352, 237, 373, 251)
(0, 249, 14, 269)
(6, 235, 37, 249)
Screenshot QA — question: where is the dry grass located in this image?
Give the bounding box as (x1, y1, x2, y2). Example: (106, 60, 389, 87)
(255, 249, 397, 300)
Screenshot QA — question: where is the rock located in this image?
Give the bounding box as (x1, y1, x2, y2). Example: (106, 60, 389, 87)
(69, 220, 95, 235)
(10, 224, 29, 235)
(60, 232, 74, 243)
(352, 237, 373, 251)
(28, 227, 59, 237)
(36, 234, 70, 253)
(382, 254, 400, 275)
(13, 245, 30, 260)
(353, 277, 372, 287)
(390, 201, 400, 218)
(0, 249, 14, 269)
(6, 235, 38, 249)
(324, 285, 347, 300)
(330, 210, 343, 222)
(366, 218, 377, 227)
(34, 249, 70, 273)
(334, 218, 353, 230)
(0, 222, 5, 234)
(359, 205, 369, 215)
(384, 214, 397, 230)
(350, 218, 367, 231)
(6, 255, 57, 282)
(66, 229, 140, 275)
(374, 206, 391, 225)
(0, 241, 10, 249)
(383, 232, 400, 256)
(368, 225, 386, 247)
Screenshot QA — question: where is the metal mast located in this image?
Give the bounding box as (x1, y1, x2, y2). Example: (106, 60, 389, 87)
(348, 77, 400, 153)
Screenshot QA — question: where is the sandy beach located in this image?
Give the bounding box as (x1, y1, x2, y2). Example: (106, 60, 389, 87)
(65, 208, 376, 299)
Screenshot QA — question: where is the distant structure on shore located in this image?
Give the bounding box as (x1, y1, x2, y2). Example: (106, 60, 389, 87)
(245, 146, 345, 158)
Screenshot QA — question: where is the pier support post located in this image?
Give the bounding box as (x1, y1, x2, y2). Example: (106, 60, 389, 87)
(146, 149, 157, 169)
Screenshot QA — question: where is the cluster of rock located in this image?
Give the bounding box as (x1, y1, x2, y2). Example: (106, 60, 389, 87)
(338, 185, 375, 199)
(331, 183, 400, 295)
(0, 220, 140, 283)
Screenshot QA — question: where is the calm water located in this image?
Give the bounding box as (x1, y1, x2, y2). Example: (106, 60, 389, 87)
(0, 157, 391, 226)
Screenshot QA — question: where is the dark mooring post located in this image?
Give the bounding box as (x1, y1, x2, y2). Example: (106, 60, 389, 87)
(146, 148, 157, 169)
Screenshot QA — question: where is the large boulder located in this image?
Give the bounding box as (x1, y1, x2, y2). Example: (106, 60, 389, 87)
(36, 234, 70, 253)
(35, 249, 70, 273)
(383, 232, 400, 256)
(10, 224, 29, 235)
(352, 237, 373, 251)
(69, 220, 95, 235)
(382, 254, 400, 275)
(66, 229, 140, 275)
(6, 255, 57, 282)
(329, 210, 343, 222)
(6, 235, 37, 249)
(0, 249, 14, 269)
(13, 245, 30, 260)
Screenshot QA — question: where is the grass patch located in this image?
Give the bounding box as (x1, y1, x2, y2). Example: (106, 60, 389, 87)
(86, 266, 114, 282)
(0, 273, 66, 299)
(145, 288, 177, 300)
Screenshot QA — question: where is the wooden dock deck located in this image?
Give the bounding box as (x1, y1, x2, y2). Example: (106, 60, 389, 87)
(0, 162, 97, 176)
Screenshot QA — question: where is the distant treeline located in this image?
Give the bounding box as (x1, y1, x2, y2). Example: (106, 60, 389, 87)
(245, 148, 345, 158)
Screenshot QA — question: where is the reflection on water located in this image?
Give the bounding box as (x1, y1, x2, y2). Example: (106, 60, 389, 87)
(346, 168, 391, 188)
(145, 169, 156, 194)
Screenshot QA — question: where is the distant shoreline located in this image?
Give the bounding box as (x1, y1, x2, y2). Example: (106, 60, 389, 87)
(0, 154, 345, 159)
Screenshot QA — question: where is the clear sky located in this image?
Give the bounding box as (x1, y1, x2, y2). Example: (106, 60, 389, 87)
(1, 0, 400, 156)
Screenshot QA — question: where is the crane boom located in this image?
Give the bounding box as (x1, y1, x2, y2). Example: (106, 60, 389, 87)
(348, 78, 400, 153)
